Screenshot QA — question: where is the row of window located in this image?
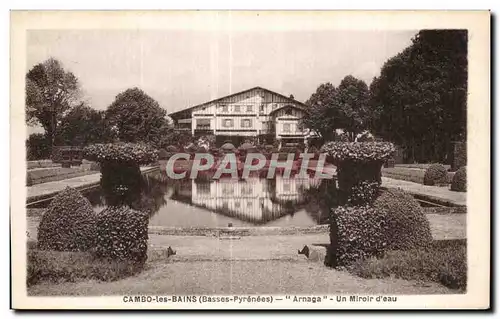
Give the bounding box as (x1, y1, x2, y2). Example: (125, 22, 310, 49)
(196, 120, 299, 131)
(220, 105, 254, 113)
(217, 104, 287, 113)
(283, 123, 298, 132)
(222, 119, 253, 128)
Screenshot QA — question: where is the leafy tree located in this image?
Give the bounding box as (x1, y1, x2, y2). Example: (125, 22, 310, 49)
(26, 133, 51, 160)
(302, 83, 338, 141)
(26, 58, 81, 147)
(105, 88, 168, 146)
(55, 103, 112, 146)
(158, 128, 194, 149)
(369, 30, 467, 163)
(302, 76, 370, 141)
(334, 75, 370, 141)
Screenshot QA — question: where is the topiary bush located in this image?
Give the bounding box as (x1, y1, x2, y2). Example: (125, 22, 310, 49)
(423, 163, 449, 186)
(100, 161, 142, 206)
(347, 181, 380, 206)
(37, 187, 97, 252)
(451, 166, 466, 192)
(321, 142, 395, 205)
(94, 206, 149, 265)
(83, 142, 158, 165)
(83, 143, 157, 205)
(373, 188, 433, 251)
(330, 206, 390, 266)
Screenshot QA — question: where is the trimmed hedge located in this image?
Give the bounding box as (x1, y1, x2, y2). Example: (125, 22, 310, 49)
(94, 206, 149, 264)
(451, 166, 466, 192)
(331, 206, 390, 266)
(27, 249, 143, 287)
(423, 164, 449, 186)
(373, 188, 433, 251)
(37, 187, 97, 252)
(83, 142, 158, 165)
(350, 240, 467, 291)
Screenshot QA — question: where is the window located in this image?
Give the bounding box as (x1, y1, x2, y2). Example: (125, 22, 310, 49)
(247, 105, 253, 112)
(241, 119, 252, 128)
(283, 123, 291, 132)
(234, 105, 241, 112)
(222, 105, 228, 112)
(259, 104, 264, 112)
(224, 119, 233, 128)
(196, 119, 210, 129)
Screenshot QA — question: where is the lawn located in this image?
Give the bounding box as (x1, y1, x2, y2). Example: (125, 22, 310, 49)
(27, 166, 99, 186)
(382, 166, 455, 185)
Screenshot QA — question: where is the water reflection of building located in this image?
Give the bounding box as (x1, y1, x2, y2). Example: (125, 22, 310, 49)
(187, 176, 321, 224)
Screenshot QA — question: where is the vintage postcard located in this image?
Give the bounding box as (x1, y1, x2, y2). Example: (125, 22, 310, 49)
(10, 10, 490, 310)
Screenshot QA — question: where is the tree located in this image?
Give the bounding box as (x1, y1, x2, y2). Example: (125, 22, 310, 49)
(302, 76, 370, 141)
(158, 127, 193, 149)
(369, 30, 467, 163)
(55, 103, 112, 146)
(302, 83, 338, 141)
(26, 133, 51, 160)
(105, 88, 168, 147)
(334, 75, 370, 141)
(26, 58, 81, 147)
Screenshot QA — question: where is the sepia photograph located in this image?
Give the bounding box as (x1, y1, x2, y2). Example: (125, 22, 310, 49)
(10, 10, 490, 309)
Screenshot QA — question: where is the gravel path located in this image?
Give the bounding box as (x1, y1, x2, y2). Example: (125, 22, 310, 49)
(28, 259, 455, 296)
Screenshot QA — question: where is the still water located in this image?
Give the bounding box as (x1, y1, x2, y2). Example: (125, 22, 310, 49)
(80, 171, 338, 228)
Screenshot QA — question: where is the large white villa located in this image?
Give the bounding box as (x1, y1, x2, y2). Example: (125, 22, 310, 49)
(169, 87, 316, 147)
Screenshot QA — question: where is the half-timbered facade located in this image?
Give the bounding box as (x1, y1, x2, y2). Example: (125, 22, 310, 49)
(169, 87, 314, 147)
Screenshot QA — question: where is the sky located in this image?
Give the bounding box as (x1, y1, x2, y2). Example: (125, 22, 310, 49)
(27, 29, 416, 132)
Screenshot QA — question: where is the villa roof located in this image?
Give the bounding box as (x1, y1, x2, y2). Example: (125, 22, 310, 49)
(169, 86, 308, 118)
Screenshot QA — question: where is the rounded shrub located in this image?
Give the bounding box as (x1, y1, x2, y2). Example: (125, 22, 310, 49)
(94, 206, 149, 264)
(373, 188, 433, 250)
(37, 187, 97, 252)
(331, 206, 390, 266)
(423, 164, 449, 186)
(451, 166, 466, 192)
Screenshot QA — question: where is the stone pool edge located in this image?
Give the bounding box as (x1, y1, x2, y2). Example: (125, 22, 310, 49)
(148, 225, 330, 237)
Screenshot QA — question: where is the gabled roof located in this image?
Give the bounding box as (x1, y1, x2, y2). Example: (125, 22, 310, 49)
(269, 104, 308, 116)
(169, 86, 307, 118)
